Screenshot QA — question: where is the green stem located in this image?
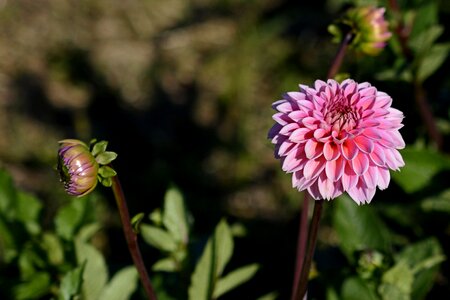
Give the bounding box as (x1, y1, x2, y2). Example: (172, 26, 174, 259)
(294, 200, 324, 300)
(291, 193, 310, 300)
(111, 173, 158, 300)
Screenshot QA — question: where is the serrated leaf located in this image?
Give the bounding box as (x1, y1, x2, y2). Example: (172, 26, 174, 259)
(391, 147, 450, 193)
(75, 235, 108, 300)
(163, 187, 189, 244)
(332, 195, 392, 261)
(152, 258, 178, 272)
(140, 224, 177, 252)
(13, 272, 51, 300)
(213, 264, 259, 298)
(98, 266, 138, 300)
(59, 263, 86, 300)
(92, 141, 108, 157)
(98, 165, 117, 178)
(188, 219, 233, 300)
(379, 261, 413, 300)
(416, 43, 450, 82)
(341, 277, 378, 300)
(96, 152, 118, 165)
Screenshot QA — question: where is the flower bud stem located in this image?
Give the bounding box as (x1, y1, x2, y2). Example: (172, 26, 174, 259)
(110, 171, 158, 300)
(327, 32, 354, 79)
(291, 193, 310, 300)
(294, 200, 324, 300)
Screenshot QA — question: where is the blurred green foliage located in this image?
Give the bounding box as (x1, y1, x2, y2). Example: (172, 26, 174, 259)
(0, 0, 450, 299)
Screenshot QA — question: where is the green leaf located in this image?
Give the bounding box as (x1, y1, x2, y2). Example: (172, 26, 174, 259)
(149, 208, 163, 226)
(99, 176, 113, 187)
(332, 195, 392, 261)
(59, 263, 86, 300)
(75, 235, 108, 300)
(152, 257, 178, 272)
(131, 212, 145, 233)
(16, 191, 42, 235)
(13, 272, 51, 300)
(391, 147, 450, 193)
(213, 264, 259, 298)
(0, 169, 17, 220)
(417, 43, 450, 82)
(379, 261, 413, 300)
(163, 187, 189, 244)
(41, 232, 64, 266)
(256, 292, 278, 300)
(421, 188, 450, 213)
(341, 277, 379, 300)
(92, 141, 108, 157)
(188, 219, 233, 300)
(98, 266, 138, 300)
(98, 165, 117, 178)
(96, 152, 118, 165)
(409, 25, 443, 56)
(409, 2, 439, 41)
(140, 224, 178, 252)
(0, 216, 17, 262)
(395, 238, 444, 299)
(55, 197, 89, 240)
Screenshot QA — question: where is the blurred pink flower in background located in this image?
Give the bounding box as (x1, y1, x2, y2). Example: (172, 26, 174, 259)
(268, 79, 405, 204)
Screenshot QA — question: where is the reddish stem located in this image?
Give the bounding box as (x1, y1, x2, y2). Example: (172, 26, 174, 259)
(327, 32, 353, 79)
(111, 173, 158, 300)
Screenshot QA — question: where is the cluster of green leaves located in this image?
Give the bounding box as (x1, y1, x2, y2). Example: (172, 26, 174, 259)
(90, 139, 118, 187)
(0, 169, 137, 300)
(139, 187, 259, 300)
(377, 0, 449, 84)
(320, 145, 450, 300)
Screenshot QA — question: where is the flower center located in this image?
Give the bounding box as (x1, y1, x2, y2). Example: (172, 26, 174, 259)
(324, 98, 358, 132)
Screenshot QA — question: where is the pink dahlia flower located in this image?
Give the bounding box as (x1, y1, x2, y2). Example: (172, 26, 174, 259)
(268, 79, 405, 204)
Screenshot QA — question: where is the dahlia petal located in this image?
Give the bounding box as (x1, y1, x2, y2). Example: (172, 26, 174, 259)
(293, 170, 315, 190)
(351, 153, 369, 175)
(341, 139, 359, 160)
(341, 163, 358, 191)
(389, 130, 406, 149)
(369, 144, 386, 166)
(297, 100, 315, 111)
(275, 101, 295, 113)
(288, 110, 307, 122)
(279, 122, 299, 135)
(307, 182, 322, 200)
(359, 86, 376, 97)
(318, 173, 336, 200)
(278, 140, 295, 156)
(323, 141, 340, 161)
(325, 158, 345, 181)
(303, 158, 326, 180)
(305, 139, 324, 159)
(314, 80, 327, 90)
(313, 128, 331, 143)
(354, 136, 374, 153)
(374, 93, 392, 108)
(290, 128, 312, 142)
(344, 82, 357, 98)
(302, 117, 319, 129)
(282, 148, 306, 173)
(286, 91, 306, 101)
(362, 128, 382, 140)
(385, 149, 404, 170)
(358, 95, 375, 110)
(362, 166, 379, 189)
(268, 124, 282, 139)
(272, 112, 290, 125)
(377, 167, 390, 190)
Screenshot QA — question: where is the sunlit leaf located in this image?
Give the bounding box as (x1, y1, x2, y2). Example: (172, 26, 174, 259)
(55, 197, 89, 240)
(75, 234, 108, 300)
(152, 257, 177, 272)
(213, 263, 259, 298)
(163, 187, 189, 244)
(417, 43, 450, 82)
(16, 191, 42, 235)
(188, 219, 234, 300)
(379, 261, 413, 300)
(98, 266, 138, 300)
(341, 277, 378, 300)
(59, 263, 85, 300)
(140, 224, 177, 252)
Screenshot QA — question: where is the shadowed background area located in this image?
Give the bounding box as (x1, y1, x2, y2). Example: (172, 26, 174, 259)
(1, 0, 450, 299)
